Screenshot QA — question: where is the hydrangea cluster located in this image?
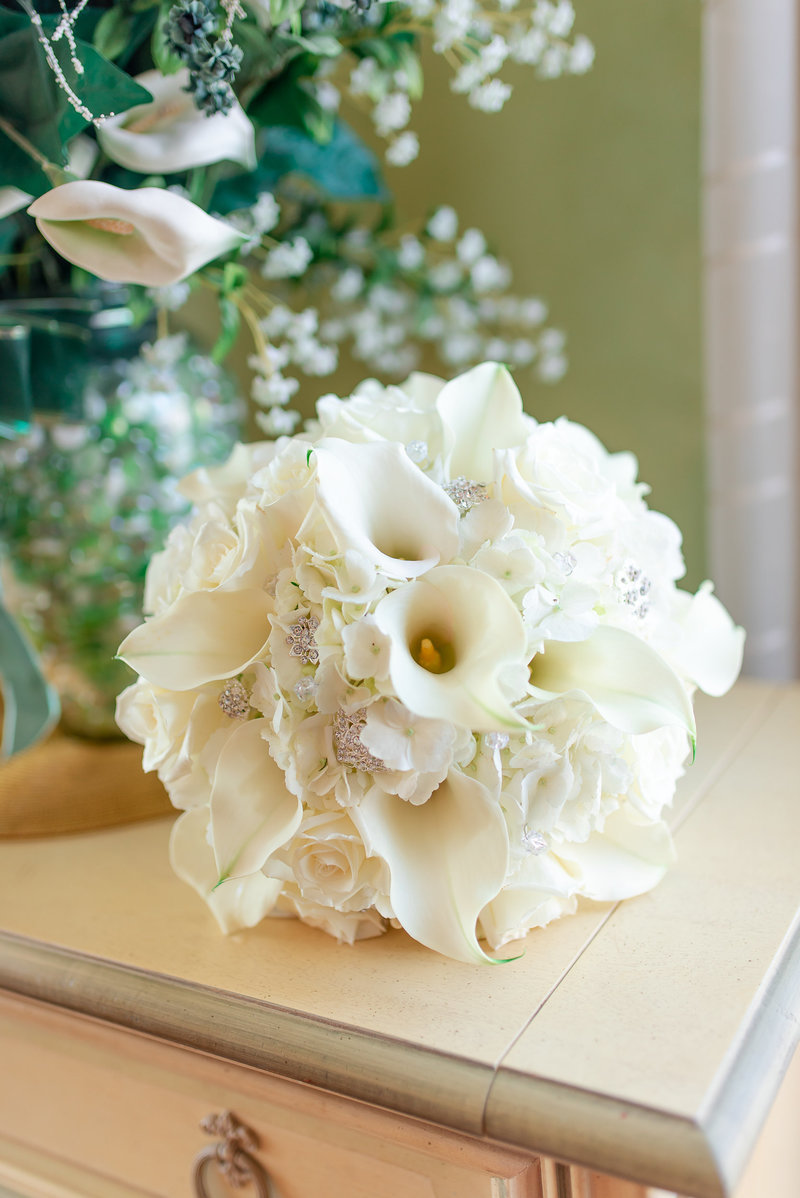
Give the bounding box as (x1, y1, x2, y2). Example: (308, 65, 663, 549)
(117, 363, 744, 964)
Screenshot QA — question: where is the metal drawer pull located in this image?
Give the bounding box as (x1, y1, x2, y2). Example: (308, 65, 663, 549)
(194, 1110, 278, 1197)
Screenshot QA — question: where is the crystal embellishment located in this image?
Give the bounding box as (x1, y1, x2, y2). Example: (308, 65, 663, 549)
(294, 676, 316, 703)
(443, 476, 489, 515)
(485, 731, 510, 751)
(405, 439, 428, 464)
(333, 708, 386, 772)
(522, 826, 548, 856)
(218, 679, 250, 720)
(286, 614, 320, 663)
(615, 562, 652, 619)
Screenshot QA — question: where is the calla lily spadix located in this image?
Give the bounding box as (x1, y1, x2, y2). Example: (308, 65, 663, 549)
(436, 361, 535, 482)
(27, 181, 246, 287)
(354, 770, 513, 964)
(529, 625, 696, 738)
(312, 438, 460, 580)
(374, 564, 529, 731)
(118, 588, 273, 691)
(98, 69, 257, 175)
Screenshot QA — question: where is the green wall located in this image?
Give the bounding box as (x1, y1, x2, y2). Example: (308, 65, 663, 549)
(387, 1, 704, 586)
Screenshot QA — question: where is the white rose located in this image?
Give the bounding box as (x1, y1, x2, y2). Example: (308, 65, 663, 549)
(271, 809, 387, 911)
(28, 181, 245, 286)
(98, 69, 256, 175)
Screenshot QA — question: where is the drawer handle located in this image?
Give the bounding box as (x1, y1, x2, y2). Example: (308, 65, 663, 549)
(194, 1110, 276, 1197)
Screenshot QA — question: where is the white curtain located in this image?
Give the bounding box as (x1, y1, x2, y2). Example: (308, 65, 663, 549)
(703, 0, 800, 679)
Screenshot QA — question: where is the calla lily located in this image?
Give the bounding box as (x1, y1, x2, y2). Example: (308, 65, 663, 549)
(354, 770, 511, 963)
(28, 181, 245, 286)
(0, 187, 31, 221)
(553, 810, 676, 901)
(312, 439, 459, 580)
(98, 69, 256, 175)
(436, 361, 535, 482)
(118, 588, 273, 691)
(210, 718, 302, 883)
(668, 582, 745, 696)
(479, 852, 580, 950)
(529, 625, 696, 738)
(170, 805, 282, 933)
(374, 564, 529, 730)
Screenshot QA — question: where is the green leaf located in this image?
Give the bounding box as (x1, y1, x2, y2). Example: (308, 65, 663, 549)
(212, 120, 387, 210)
(150, 10, 184, 76)
(212, 294, 241, 362)
(93, 6, 135, 62)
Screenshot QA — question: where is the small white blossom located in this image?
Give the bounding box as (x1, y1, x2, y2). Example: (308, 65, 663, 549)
(468, 80, 512, 112)
(471, 254, 511, 292)
(255, 406, 301, 436)
(426, 206, 458, 241)
(262, 237, 313, 279)
(251, 371, 300, 407)
(315, 81, 341, 112)
(397, 235, 425, 270)
(386, 131, 420, 166)
(332, 267, 364, 302)
(570, 35, 596, 73)
(373, 92, 411, 136)
(456, 228, 487, 266)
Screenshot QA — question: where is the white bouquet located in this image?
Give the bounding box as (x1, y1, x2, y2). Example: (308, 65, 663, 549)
(117, 363, 744, 964)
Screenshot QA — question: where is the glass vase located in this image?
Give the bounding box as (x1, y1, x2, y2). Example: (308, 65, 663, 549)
(0, 292, 245, 739)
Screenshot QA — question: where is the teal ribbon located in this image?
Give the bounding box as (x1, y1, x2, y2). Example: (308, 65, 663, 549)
(0, 584, 60, 757)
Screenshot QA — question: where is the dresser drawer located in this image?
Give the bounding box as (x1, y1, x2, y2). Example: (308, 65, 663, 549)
(0, 990, 541, 1198)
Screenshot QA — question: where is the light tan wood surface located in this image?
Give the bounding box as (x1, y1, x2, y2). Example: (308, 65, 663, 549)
(0, 680, 798, 1198)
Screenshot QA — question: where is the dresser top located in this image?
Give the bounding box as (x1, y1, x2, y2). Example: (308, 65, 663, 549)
(0, 679, 798, 1198)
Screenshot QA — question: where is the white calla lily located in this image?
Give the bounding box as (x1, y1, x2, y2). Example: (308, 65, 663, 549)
(170, 805, 282, 933)
(0, 187, 31, 220)
(118, 588, 273, 691)
(529, 625, 696, 738)
(98, 69, 256, 174)
(553, 810, 676, 900)
(312, 438, 459, 579)
(668, 582, 745, 696)
(354, 770, 511, 963)
(374, 565, 529, 730)
(210, 718, 302, 883)
(480, 852, 580, 950)
(28, 181, 245, 286)
(436, 361, 535, 482)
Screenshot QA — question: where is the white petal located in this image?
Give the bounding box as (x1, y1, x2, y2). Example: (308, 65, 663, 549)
(118, 588, 272, 690)
(170, 806, 282, 933)
(530, 625, 696, 737)
(0, 186, 30, 220)
(313, 438, 459, 578)
(436, 361, 534, 481)
(210, 718, 301, 882)
(670, 582, 744, 696)
(98, 69, 256, 174)
(28, 181, 245, 286)
(375, 565, 529, 731)
(354, 771, 511, 963)
(553, 810, 675, 901)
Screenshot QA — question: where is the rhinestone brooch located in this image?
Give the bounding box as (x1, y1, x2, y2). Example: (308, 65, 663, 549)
(286, 614, 320, 664)
(443, 477, 489, 516)
(333, 708, 386, 772)
(218, 679, 250, 720)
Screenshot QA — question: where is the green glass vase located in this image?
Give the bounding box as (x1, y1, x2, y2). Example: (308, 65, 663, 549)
(0, 292, 245, 739)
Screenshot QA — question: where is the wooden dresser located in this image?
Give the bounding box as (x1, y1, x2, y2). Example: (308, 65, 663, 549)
(0, 679, 798, 1198)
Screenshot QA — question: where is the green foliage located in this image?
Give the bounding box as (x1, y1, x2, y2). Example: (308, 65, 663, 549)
(0, 8, 151, 195)
(213, 120, 387, 210)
